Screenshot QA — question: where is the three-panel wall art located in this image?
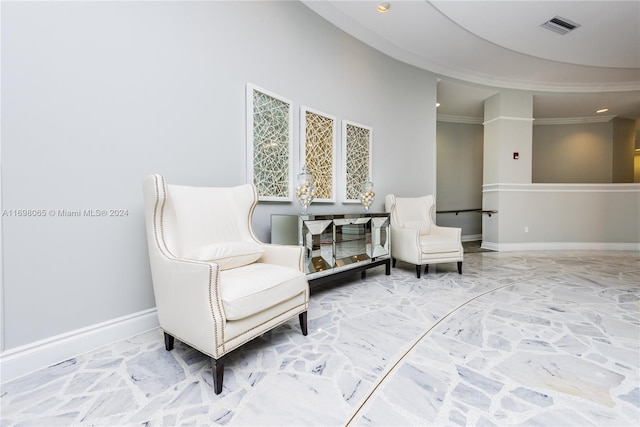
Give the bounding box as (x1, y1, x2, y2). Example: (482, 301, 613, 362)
(246, 83, 373, 204)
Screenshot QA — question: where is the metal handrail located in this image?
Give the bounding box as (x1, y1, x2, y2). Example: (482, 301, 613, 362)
(436, 208, 498, 217)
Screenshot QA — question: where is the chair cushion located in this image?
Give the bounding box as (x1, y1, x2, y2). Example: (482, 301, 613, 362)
(220, 263, 307, 321)
(419, 235, 460, 254)
(186, 242, 265, 270)
(402, 220, 431, 235)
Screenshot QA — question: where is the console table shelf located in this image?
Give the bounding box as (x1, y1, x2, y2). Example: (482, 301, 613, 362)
(271, 213, 391, 286)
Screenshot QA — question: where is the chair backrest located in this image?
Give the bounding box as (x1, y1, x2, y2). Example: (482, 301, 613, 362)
(385, 194, 436, 228)
(143, 174, 258, 258)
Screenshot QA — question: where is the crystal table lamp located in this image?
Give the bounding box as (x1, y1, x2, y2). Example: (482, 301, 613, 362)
(296, 166, 316, 214)
(359, 179, 375, 212)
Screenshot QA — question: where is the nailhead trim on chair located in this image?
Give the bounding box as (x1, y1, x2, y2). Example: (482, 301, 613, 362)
(221, 302, 309, 354)
(151, 175, 310, 361)
(210, 265, 225, 356)
(152, 175, 226, 358)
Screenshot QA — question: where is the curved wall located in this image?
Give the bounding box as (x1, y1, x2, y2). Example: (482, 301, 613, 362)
(1, 0, 438, 381)
(482, 183, 640, 251)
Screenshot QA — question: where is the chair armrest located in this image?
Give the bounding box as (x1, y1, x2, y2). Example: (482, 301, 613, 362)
(431, 224, 462, 240)
(258, 243, 305, 272)
(391, 225, 421, 241)
(148, 254, 225, 357)
(390, 225, 422, 264)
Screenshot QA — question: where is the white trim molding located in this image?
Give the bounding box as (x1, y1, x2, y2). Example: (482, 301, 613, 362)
(483, 116, 535, 126)
(482, 241, 640, 252)
(438, 115, 616, 126)
(533, 115, 616, 125)
(483, 183, 640, 193)
(437, 114, 483, 125)
(462, 234, 482, 242)
(0, 308, 159, 384)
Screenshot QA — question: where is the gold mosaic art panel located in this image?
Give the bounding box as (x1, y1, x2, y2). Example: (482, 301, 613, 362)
(303, 110, 335, 200)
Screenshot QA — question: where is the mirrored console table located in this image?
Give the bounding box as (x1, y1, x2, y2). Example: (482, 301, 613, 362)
(271, 213, 391, 286)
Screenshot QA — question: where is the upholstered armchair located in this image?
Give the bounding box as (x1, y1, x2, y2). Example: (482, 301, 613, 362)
(143, 174, 309, 394)
(384, 194, 463, 278)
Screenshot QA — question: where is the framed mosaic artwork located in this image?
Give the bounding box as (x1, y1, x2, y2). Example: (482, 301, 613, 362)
(246, 84, 294, 201)
(342, 120, 373, 203)
(300, 106, 337, 203)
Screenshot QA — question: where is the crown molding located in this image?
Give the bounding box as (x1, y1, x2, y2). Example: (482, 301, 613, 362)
(483, 116, 535, 125)
(438, 115, 618, 126)
(437, 114, 483, 124)
(533, 115, 617, 125)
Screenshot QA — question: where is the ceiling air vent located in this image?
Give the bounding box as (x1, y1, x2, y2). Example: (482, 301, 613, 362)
(541, 16, 581, 35)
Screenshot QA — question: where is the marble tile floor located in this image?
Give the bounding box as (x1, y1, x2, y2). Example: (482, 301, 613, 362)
(1, 250, 639, 426)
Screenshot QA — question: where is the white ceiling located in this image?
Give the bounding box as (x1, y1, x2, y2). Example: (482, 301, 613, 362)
(302, 0, 640, 121)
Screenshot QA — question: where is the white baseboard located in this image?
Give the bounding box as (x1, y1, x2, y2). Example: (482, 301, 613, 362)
(0, 308, 159, 384)
(481, 241, 640, 252)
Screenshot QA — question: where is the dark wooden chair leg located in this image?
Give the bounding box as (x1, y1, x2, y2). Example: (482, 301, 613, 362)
(164, 332, 174, 351)
(424, 265, 429, 275)
(299, 312, 308, 336)
(416, 265, 421, 278)
(212, 357, 224, 395)
(385, 259, 391, 275)
(457, 261, 462, 274)
(392, 258, 397, 268)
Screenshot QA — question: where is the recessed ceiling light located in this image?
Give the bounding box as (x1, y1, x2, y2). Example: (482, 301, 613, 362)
(596, 108, 609, 113)
(377, 2, 390, 13)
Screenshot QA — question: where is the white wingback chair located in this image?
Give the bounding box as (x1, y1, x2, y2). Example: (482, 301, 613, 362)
(385, 194, 463, 278)
(143, 174, 309, 394)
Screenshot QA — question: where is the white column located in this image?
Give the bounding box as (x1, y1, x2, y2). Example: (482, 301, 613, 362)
(482, 91, 534, 248)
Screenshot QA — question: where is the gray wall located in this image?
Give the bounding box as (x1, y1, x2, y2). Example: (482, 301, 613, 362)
(436, 121, 484, 238)
(1, 1, 438, 350)
(482, 183, 640, 250)
(612, 118, 636, 183)
(532, 122, 613, 183)
(636, 120, 640, 183)
(532, 119, 637, 183)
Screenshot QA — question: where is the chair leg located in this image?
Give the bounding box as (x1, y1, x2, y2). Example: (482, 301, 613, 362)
(212, 356, 225, 395)
(299, 312, 308, 336)
(164, 332, 174, 351)
(457, 261, 462, 274)
(416, 265, 421, 278)
(392, 258, 397, 268)
(424, 265, 429, 275)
